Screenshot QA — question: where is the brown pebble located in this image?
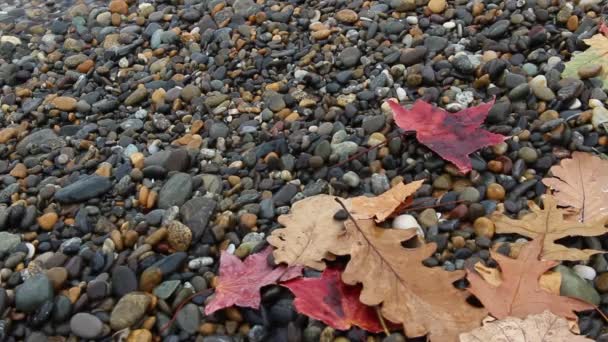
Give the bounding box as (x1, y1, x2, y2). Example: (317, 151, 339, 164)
(567, 15, 579, 31)
(10, 163, 27, 178)
(199, 323, 217, 335)
(473, 217, 495, 239)
(139, 267, 162, 293)
(146, 190, 157, 209)
(239, 213, 257, 230)
(578, 64, 602, 79)
(428, 0, 447, 13)
(486, 183, 506, 201)
(451, 236, 466, 249)
(51, 96, 77, 111)
(335, 9, 358, 23)
(130, 152, 145, 169)
(111, 230, 124, 251)
(109, 0, 128, 14)
(95, 162, 112, 177)
(77, 59, 95, 73)
(487, 160, 503, 173)
(127, 329, 152, 342)
(225, 307, 243, 322)
(165, 221, 192, 252)
(124, 230, 139, 248)
(145, 227, 168, 246)
(37, 212, 59, 231)
(138, 186, 149, 207)
(596, 273, 608, 293)
(46, 267, 68, 291)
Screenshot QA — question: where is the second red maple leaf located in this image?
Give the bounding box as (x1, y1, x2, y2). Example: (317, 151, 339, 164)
(388, 98, 506, 173)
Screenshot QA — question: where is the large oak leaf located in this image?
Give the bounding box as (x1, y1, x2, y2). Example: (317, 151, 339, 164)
(268, 181, 422, 270)
(282, 267, 387, 333)
(492, 195, 608, 261)
(204, 247, 301, 315)
(388, 98, 506, 174)
(466, 238, 593, 321)
(542, 152, 608, 223)
(460, 311, 592, 342)
(329, 219, 487, 341)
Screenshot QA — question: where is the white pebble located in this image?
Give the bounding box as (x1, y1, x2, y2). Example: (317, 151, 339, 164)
(573, 265, 597, 281)
(393, 214, 425, 238)
(25, 243, 36, 259)
(119, 57, 129, 68)
(589, 99, 605, 109)
(406, 16, 418, 25)
(568, 98, 582, 110)
(200, 148, 216, 159)
(443, 21, 456, 30)
(134, 109, 148, 119)
(188, 257, 214, 270)
(396, 87, 408, 102)
(226, 244, 236, 254)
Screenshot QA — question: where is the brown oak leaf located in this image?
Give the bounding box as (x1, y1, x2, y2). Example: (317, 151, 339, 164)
(542, 152, 608, 223)
(467, 238, 593, 321)
(350, 180, 424, 222)
(267, 181, 422, 270)
(492, 195, 608, 261)
(329, 218, 487, 341)
(473, 262, 561, 295)
(267, 194, 345, 270)
(459, 311, 592, 342)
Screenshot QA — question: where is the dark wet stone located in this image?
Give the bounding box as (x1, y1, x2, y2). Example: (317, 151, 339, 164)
(16, 129, 66, 156)
(157, 173, 193, 209)
(54, 175, 113, 203)
(15, 274, 54, 313)
(180, 197, 217, 242)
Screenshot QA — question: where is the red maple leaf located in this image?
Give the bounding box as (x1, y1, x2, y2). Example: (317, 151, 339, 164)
(388, 98, 506, 173)
(282, 268, 387, 333)
(205, 247, 302, 315)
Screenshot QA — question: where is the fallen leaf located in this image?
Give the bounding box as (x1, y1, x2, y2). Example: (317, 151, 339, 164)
(329, 218, 487, 341)
(388, 98, 506, 174)
(282, 268, 387, 333)
(492, 195, 608, 261)
(562, 34, 608, 89)
(350, 180, 424, 222)
(268, 181, 421, 270)
(542, 152, 608, 223)
(267, 194, 345, 271)
(204, 247, 302, 315)
(467, 238, 593, 321)
(474, 262, 561, 295)
(459, 311, 593, 342)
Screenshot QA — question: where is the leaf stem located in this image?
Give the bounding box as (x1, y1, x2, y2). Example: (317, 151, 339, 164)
(375, 305, 390, 336)
(159, 288, 213, 334)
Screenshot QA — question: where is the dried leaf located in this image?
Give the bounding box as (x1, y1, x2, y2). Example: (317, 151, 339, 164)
(267, 194, 346, 270)
(474, 262, 561, 295)
(282, 268, 387, 333)
(459, 311, 593, 342)
(204, 247, 302, 315)
(350, 180, 424, 222)
(492, 195, 608, 261)
(329, 218, 487, 341)
(467, 238, 593, 321)
(388, 98, 506, 174)
(268, 181, 422, 270)
(562, 34, 608, 89)
(542, 152, 608, 223)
